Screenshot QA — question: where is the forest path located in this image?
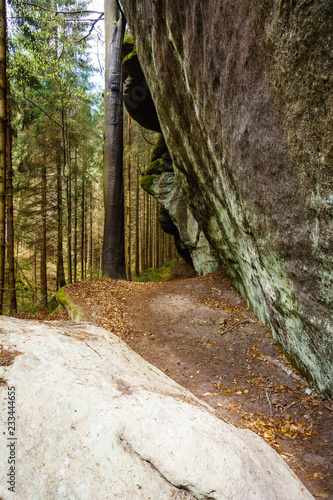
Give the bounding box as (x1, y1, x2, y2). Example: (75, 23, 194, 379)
(61, 264, 333, 499)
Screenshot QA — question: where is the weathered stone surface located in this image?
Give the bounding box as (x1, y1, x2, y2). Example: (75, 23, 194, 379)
(142, 135, 221, 275)
(123, 40, 220, 275)
(122, 36, 161, 132)
(121, 1, 333, 397)
(0, 317, 313, 499)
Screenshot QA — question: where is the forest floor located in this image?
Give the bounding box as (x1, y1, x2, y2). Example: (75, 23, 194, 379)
(45, 261, 332, 499)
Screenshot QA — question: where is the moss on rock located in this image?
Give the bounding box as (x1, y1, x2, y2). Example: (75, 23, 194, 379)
(151, 134, 168, 162)
(55, 287, 85, 322)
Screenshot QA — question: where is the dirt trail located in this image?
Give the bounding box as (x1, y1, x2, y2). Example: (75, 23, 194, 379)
(62, 264, 333, 499)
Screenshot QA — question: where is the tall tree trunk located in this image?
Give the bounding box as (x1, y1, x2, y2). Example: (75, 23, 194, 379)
(63, 112, 72, 284)
(146, 192, 150, 269)
(73, 149, 78, 282)
(66, 166, 72, 284)
(102, 1, 126, 279)
(40, 157, 47, 307)
(84, 203, 88, 280)
(135, 158, 140, 277)
(33, 196, 37, 299)
(56, 147, 66, 289)
(5, 70, 16, 314)
(0, 0, 6, 314)
(89, 188, 93, 279)
(155, 200, 160, 269)
(142, 188, 146, 272)
(81, 167, 85, 281)
(125, 114, 131, 280)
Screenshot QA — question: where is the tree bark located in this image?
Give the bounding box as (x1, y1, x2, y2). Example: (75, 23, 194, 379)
(135, 157, 140, 276)
(56, 147, 66, 289)
(0, 0, 6, 314)
(125, 114, 131, 281)
(73, 149, 78, 282)
(40, 156, 47, 307)
(102, 1, 126, 279)
(81, 167, 85, 281)
(6, 69, 16, 314)
(155, 200, 160, 269)
(89, 188, 93, 279)
(63, 111, 72, 284)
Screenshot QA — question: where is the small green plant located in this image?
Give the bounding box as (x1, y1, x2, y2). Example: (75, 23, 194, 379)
(132, 260, 177, 283)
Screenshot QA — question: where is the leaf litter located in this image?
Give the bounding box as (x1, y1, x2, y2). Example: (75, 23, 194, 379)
(55, 263, 332, 499)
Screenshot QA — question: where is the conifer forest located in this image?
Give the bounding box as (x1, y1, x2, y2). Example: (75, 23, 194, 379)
(1, 0, 176, 315)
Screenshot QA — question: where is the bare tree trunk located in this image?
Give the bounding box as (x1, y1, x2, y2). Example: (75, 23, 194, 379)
(99, 230, 102, 278)
(81, 167, 85, 281)
(40, 157, 47, 307)
(125, 114, 132, 280)
(145, 191, 149, 270)
(64, 121, 72, 284)
(135, 158, 140, 276)
(102, 1, 126, 279)
(84, 198, 88, 280)
(33, 196, 37, 299)
(5, 69, 16, 314)
(155, 200, 160, 269)
(56, 147, 66, 289)
(73, 149, 78, 282)
(0, 0, 6, 314)
(89, 188, 93, 279)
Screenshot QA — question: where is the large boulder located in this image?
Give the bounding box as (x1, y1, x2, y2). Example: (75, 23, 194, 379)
(0, 317, 313, 499)
(121, 0, 333, 397)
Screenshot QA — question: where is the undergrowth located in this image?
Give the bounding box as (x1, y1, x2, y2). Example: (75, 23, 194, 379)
(132, 260, 177, 282)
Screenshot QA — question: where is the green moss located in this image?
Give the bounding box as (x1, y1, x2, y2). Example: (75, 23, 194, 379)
(123, 47, 138, 65)
(122, 36, 135, 59)
(140, 174, 156, 194)
(132, 260, 177, 282)
(145, 158, 165, 175)
(47, 304, 62, 319)
(123, 35, 134, 45)
(55, 287, 85, 322)
(151, 133, 168, 162)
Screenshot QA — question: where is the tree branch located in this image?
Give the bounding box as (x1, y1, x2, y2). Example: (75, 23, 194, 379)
(32, 87, 63, 112)
(75, 13, 104, 43)
(19, 3, 104, 16)
(23, 96, 63, 129)
(140, 127, 155, 145)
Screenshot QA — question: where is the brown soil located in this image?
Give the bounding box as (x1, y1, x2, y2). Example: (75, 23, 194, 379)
(56, 261, 332, 499)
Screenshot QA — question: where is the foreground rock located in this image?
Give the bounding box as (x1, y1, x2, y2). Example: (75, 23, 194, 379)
(0, 318, 312, 499)
(121, 0, 333, 398)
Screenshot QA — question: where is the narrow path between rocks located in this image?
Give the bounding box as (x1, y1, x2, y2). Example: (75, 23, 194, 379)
(59, 264, 333, 499)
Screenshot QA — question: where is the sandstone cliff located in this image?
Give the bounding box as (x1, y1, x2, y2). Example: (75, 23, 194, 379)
(121, 1, 333, 397)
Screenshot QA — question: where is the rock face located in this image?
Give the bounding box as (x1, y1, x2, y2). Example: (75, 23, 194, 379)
(122, 36, 161, 132)
(121, 0, 333, 397)
(141, 135, 221, 275)
(123, 38, 220, 275)
(0, 317, 313, 499)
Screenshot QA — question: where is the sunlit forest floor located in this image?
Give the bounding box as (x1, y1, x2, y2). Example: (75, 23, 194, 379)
(17, 259, 333, 498)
